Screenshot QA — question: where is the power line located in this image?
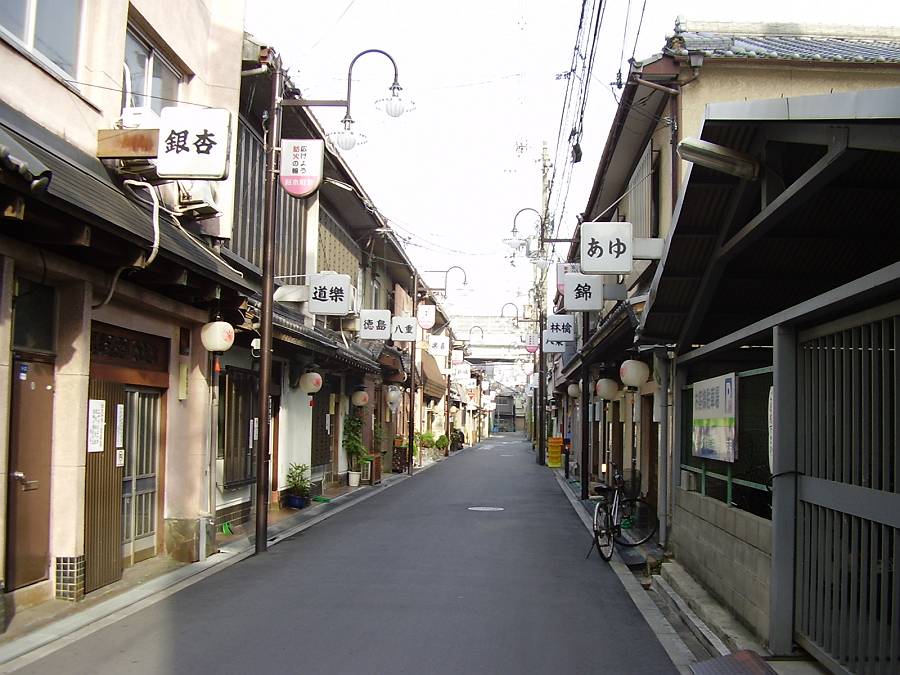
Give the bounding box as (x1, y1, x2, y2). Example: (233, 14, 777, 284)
(630, 0, 648, 61)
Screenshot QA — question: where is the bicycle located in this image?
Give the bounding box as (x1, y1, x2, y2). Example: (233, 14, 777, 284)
(586, 465, 659, 561)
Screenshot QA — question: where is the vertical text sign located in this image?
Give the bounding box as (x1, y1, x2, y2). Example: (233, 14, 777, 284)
(308, 273, 352, 316)
(157, 107, 231, 180)
(580, 222, 633, 274)
(280, 139, 325, 198)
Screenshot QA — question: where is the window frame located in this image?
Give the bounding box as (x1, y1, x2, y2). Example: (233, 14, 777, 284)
(0, 0, 84, 79)
(122, 26, 182, 114)
(217, 366, 258, 488)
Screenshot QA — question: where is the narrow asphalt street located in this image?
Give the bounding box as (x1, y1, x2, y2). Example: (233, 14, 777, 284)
(14, 434, 678, 674)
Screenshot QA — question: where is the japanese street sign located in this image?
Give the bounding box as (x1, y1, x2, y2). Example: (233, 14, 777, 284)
(451, 349, 464, 365)
(157, 107, 231, 180)
(464, 378, 477, 389)
(308, 273, 352, 316)
(451, 363, 470, 382)
(391, 316, 417, 342)
(530, 373, 539, 389)
(692, 373, 737, 462)
(564, 272, 604, 311)
(546, 314, 575, 342)
(359, 309, 391, 339)
(429, 335, 449, 356)
(580, 222, 633, 274)
(417, 304, 436, 329)
(279, 139, 324, 198)
(542, 330, 566, 353)
(556, 262, 580, 294)
(525, 333, 540, 354)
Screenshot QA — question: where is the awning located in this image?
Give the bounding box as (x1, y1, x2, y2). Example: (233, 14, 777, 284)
(420, 350, 447, 399)
(0, 100, 252, 295)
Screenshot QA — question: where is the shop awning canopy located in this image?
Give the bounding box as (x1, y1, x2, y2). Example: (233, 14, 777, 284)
(420, 350, 447, 399)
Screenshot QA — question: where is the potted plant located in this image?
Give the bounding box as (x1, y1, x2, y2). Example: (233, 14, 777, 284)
(284, 462, 310, 508)
(392, 435, 407, 473)
(436, 434, 450, 457)
(343, 413, 366, 487)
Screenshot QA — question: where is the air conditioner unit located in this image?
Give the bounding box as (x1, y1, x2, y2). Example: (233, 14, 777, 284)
(157, 179, 221, 220)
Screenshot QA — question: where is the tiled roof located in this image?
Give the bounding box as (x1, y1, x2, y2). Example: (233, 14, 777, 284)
(666, 19, 900, 63)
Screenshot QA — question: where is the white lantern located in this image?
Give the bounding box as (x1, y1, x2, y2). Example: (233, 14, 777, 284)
(450, 405, 459, 414)
(620, 359, 650, 388)
(567, 383, 581, 398)
(200, 321, 234, 353)
(299, 371, 323, 394)
(386, 386, 402, 404)
(595, 378, 620, 400)
(351, 390, 369, 407)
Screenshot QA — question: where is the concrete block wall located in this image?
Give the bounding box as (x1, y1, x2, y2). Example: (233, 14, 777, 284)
(670, 487, 772, 642)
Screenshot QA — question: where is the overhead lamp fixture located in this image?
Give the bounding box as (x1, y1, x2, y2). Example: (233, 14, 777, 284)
(375, 83, 416, 117)
(676, 137, 760, 181)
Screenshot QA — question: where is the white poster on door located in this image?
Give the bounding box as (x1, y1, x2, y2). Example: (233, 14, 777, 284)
(88, 399, 106, 453)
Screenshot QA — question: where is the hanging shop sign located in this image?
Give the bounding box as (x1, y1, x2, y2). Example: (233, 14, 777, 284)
(451, 363, 470, 382)
(417, 304, 436, 329)
(542, 330, 566, 353)
(308, 273, 352, 316)
(279, 139, 324, 198)
(429, 335, 450, 356)
(563, 272, 604, 311)
(359, 309, 391, 339)
(451, 349, 465, 365)
(546, 314, 575, 342)
(556, 262, 580, 295)
(580, 222, 633, 274)
(691, 373, 737, 462)
(391, 316, 417, 342)
(157, 107, 231, 180)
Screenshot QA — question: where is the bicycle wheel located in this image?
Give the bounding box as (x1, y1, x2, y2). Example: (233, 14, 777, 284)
(614, 498, 658, 546)
(592, 500, 614, 561)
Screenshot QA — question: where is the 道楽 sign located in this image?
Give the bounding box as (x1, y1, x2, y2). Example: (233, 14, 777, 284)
(308, 273, 352, 316)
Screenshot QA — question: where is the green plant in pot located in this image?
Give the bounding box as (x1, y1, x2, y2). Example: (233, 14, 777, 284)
(343, 413, 367, 487)
(436, 434, 450, 457)
(284, 463, 310, 509)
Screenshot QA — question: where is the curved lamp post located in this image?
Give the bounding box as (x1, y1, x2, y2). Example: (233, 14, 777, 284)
(424, 266, 468, 296)
(284, 48, 414, 151)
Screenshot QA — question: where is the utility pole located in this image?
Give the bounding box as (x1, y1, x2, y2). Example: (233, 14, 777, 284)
(408, 273, 418, 476)
(255, 58, 284, 553)
(536, 142, 551, 465)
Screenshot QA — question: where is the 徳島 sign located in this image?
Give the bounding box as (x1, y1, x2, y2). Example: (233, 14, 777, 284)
(359, 309, 391, 339)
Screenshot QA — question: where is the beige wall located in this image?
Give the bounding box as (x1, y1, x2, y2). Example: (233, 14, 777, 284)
(0, 0, 245, 233)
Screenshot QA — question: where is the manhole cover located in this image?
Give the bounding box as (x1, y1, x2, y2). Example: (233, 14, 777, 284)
(467, 506, 504, 512)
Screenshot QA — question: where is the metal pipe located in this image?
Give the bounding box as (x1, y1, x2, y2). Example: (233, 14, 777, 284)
(408, 272, 417, 475)
(255, 56, 284, 554)
(632, 77, 681, 96)
(654, 350, 670, 547)
(580, 314, 590, 500)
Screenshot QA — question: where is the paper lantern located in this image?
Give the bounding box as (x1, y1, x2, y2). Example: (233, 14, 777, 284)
(595, 378, 620, 400)
(200, 321, 234, 353)
(620, 360, 650, 388)
(386, 386, 402, 404)
(567, 383, 581, 398)
(298, 371, 323, 394)
(450, 405, 459, 414)
(351, 390, 369, 407)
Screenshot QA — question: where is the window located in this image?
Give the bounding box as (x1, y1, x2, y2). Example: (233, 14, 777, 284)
(122, 28, 180, 114)
(12, 277, 55, 353)
(0, 0, 82, 76)
(217, 367, 258, 488)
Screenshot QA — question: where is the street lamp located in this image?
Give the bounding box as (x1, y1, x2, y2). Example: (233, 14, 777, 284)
(424, 266, 468, 296)
(282, 48, 414, 151)
(253, 48, 408, 554)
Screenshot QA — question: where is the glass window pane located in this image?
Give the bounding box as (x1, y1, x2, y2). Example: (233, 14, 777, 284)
(0, 0, 27, 40)
(34, 0, 82, 75)
(151, 57, 179, 113)
(124, 31, 149, 108)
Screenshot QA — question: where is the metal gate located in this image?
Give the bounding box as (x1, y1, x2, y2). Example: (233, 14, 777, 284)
(795, 304, 899, 674)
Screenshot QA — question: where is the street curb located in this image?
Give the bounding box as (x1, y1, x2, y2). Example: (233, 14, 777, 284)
(553, 472, 696, 675)
(0, 450, 463, 672)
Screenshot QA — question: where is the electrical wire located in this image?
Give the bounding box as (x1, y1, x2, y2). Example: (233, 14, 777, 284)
(630, 0, 648, 62)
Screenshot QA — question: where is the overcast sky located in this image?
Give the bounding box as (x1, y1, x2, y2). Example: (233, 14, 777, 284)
(245, 1, 899, 316)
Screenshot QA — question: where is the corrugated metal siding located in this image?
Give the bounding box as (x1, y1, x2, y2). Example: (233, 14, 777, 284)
(230, 120, 307, 280)
(85, 381, 125, 594)
(625, 143, 655, 238)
